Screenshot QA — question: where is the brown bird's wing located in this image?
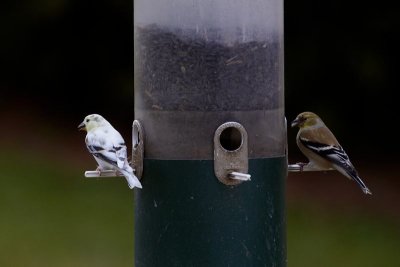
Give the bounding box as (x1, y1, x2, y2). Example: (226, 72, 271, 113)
(300, 126, 340, 147)
(299, 126, 356, 172)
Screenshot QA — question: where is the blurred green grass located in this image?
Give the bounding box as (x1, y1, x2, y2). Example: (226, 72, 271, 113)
(1, 147, 399, 266)
(0, 150, 134, 267)
(287, 206, 400, 267)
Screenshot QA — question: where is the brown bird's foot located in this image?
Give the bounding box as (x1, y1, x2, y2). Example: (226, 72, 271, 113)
(362, 186, 373, 195)
(295, 162, 308, 172)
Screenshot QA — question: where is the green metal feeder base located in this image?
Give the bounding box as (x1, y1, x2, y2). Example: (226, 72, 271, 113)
(134, 157, 286, 266)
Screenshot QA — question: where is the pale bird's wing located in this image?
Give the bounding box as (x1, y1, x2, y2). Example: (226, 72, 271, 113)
(114, 144, 128, 169)
(106, 127, 129, 169)
(86, 131, 120, 168)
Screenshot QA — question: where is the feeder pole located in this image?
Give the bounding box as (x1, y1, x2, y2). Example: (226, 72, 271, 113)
(134, 0, 286, 266)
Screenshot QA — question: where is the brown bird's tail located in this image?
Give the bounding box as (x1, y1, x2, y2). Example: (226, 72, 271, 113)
(352, 175, 372, 195)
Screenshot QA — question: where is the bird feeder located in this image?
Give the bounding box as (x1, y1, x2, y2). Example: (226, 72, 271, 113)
(134, 0, 286, 265)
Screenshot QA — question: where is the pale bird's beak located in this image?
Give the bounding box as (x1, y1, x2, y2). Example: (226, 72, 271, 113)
(78, 122, 86, 131)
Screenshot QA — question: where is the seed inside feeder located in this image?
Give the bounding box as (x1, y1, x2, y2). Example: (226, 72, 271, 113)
(135, 25, 281, 112)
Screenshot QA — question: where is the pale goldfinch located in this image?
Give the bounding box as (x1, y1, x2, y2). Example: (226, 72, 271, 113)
(291, 111, 371, 195)
(78, 114, 142, 189)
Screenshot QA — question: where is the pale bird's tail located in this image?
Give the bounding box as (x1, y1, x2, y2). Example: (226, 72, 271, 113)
(120, 169, 142, 189)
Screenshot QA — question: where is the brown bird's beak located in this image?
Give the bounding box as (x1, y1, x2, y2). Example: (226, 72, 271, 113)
(78, 122, 86, 131)
(291, 118, 300, 128)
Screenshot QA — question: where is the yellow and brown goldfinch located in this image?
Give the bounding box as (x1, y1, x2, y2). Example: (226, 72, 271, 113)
(78, 114, 142, 189)
(291, 111, 371, 195)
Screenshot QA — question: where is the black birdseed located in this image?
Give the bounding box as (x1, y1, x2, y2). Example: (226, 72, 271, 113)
(134, 25, 281, 111)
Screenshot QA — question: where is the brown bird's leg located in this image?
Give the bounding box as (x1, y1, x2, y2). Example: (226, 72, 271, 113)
(295, 162, 308, 172)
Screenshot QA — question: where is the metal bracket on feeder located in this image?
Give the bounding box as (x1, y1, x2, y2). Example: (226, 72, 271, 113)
(132, 120, 144, 179)
(214, 122, 251, 185)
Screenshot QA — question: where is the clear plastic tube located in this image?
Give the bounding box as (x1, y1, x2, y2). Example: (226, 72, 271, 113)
(134, 0, 285, 160)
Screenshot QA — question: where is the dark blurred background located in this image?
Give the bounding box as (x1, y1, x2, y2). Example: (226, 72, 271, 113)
(1, 0, 399, 266)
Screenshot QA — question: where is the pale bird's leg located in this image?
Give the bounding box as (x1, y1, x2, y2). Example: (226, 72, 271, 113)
(95, 166, 103, 174)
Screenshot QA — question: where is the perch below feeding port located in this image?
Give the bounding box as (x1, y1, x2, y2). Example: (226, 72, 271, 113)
(83, 165, 142, 189)
(84, 170, 122, 178)
(288, 164, 334, 172)
(228, 171, 251, 181)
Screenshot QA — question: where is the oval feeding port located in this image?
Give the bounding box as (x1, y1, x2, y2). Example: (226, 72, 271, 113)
(132, 120, 144, 179)
(133, 122, 140, 149)
(214, 122, 249, 186)
(219, 126, 242, 151)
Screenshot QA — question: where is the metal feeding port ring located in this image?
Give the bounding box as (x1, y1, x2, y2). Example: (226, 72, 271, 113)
(214, 122, 251, 186)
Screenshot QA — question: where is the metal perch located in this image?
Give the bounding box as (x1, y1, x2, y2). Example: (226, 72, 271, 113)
(288, 164, 334, 172)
